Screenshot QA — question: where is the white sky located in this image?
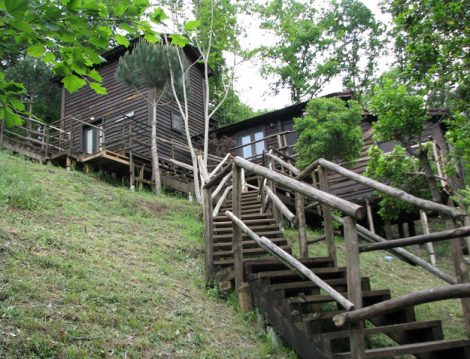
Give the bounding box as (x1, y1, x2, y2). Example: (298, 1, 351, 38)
(233, 0, 393, 111)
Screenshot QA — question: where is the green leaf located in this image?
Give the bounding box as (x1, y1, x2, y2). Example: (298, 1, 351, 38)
(115, 34, 130, 47)
(144, 33, 158, 44)
(62, 74, 86, 93)
(151, 7, 168, 23)
(10, 97, 25, 111)
(113, 3, 127, 16)
(170, 34, 189, 48)
(43, 52, 56, 63)
(5, 0, 28, 17)
(184, 20, 200, 32)
(4, 108, 22, 127)
(27, 44, 45, 58)
(90, 82, 107, 95)
(4, 82, 25, 93)
(87, 69, 102, 82)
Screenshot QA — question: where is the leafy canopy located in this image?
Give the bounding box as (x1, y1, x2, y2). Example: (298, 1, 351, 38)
(0, 0, 162, 126)
(368, 77, 428, 145)
(365, 145, 431, 220)
(294, 97, 363, 168)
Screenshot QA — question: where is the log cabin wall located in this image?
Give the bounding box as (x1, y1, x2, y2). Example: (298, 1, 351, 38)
(61, 46, 205, 164)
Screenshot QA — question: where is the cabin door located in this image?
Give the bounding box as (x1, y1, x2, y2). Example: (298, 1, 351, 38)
(83, 120, 103, 155)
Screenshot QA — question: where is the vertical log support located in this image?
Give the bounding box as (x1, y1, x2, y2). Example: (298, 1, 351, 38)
(295, 193, 308, 258)
(365, 198, 375, 234)
(446, 205, 470, 335)
(318, 165, 337, 265)
(464, 216, 470, 254)
(232, 164, 243, 295)
(419, 210, 436, 265)
(384, 220, 393, 240)
(203, 187, 214, 284)
(44, 125, 50, 159)
(343, 216, 365, 358)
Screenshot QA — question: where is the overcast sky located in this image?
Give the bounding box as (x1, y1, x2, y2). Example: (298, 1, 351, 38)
(233, 0, 393, 111)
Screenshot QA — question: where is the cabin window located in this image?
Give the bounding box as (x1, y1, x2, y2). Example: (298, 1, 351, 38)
(82, 120, 103, 154)
(172, 111, 183, 132)
(239, 129, 264, 159)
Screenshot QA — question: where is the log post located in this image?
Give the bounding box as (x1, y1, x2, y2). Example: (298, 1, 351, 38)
(44, 125, 50, 158)
(203, 187, 214, 284)
(343, 215, 365, 358)
(296, 193, 308, 258)
(420, 211, 436, 265)
(318, 165, 337, 265)
(232, 163, 243, 295)
(84, 163, 93, 174)
(138, 165, 145, 191)
(446, 204, 470, 336)
(365, 198, 375, 234)
(384, 220, 393, 240)
(465, 216, 470, 255)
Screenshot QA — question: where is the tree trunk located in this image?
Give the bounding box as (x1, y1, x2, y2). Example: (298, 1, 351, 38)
(418, 148, 442, 203)
(27, 98, 33, 141)
(150, 88, 161, 194)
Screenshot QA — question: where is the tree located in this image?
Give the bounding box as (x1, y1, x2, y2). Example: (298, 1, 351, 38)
(5, 57, 60, 125)
(294, 97, 363, 169)
(0, 0, 162, 127)
(115, 40, 186, 194)
(365, 145, 431, 220)
(368, 77, 442, 202)
(253, 0, 384, 103)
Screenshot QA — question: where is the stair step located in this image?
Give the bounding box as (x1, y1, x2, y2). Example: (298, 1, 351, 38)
(251, 267, 347, 281)
(288, 289, 390, 305)
(245, 256, 334, 273)
(214, 224, 280, 233)
(213, 218, 277, 227)
(213, 237, 288, 250)
(213, 230, 284, 240)
(213, 245, 292, 257)
(323, 320, 443, 341)
(214, 213, 271, 221)
(222, 203, 261, 210)
(333, 339, 470, 358)
(268, 277, 369, 292)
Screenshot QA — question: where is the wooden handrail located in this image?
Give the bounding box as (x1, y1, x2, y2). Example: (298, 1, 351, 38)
(225, 210, 355, 311)
(359, 226, 470, 252)
(233, 156, 364, 219)
(211, 172, 232, 199)
(203, 162, 233, 189)
(333, 283, 470, 327)
(209, 153, 231, 179)
(213, 185, 232, 216)
(317, 158, 464, 218)
(266, 151, 300, 176)
(264, 184, 297, 225)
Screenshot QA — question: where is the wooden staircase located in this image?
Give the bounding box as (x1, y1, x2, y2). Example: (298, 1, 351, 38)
(211, 190, 470, 358)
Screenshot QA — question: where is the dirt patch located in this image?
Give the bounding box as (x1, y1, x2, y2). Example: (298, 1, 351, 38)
(140, 200, 167, 217)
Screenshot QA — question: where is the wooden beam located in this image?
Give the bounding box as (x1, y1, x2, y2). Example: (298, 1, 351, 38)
(420, 210, 436, 265)
(203, 188, 214, 284)
(232, 164, 243, 294)
(365, 198, 375, 234)
(233, 157, 364, 219)
(208, 153, 230, 179)
(295, 193, 308, 258)
(265, 185, 297, 225)
(318, 165, 337, 265)
(333, 283, 470, 327)
(266, 152, 300, 176)
(333, 215, 457, 285)
(211, 172, 231, 199)
(203, 162, 232, 189)
(295, 159, 320, 181)
(359, 226, 470, 252)
(318, 158, 464, 218)
(225, 210, 355, 311)
(213, 185, 232, 217)
(197, 153, 209, 183)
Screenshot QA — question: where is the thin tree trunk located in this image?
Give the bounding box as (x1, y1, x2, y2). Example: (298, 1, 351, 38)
(418, 148, 442, 203)
(150, 88, 161, 193)
(27, 98, 33, 141)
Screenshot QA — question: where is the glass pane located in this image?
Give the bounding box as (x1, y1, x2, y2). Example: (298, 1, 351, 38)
(241, 135, 252, 158)
(86, 129, 93, 154)
(254, 131, 264, 155)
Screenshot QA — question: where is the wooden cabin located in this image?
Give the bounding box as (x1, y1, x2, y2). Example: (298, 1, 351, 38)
(207, 91, 463, 232)
(49, 42, 210, 192)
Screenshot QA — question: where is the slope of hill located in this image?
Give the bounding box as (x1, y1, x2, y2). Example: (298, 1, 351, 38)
(0, 151, 290, 358)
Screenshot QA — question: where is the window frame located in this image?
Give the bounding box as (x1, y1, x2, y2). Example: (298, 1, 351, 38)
(171, 111, 183, 133)
(237, 127, 265, 159)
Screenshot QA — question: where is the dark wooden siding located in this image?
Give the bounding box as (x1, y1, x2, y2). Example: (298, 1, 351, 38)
(62, 51, 205, 163)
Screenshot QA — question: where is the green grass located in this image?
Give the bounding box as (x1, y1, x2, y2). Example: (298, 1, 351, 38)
(285, 226, 467, 340)
(0, 151, 291, 358)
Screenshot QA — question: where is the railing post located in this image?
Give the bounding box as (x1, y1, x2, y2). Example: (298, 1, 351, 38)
(44, 125, 50, 159)
(318, 165, 337, 265)
(101, 120, 106, 151)
(343, 215, 365, 358)
(295, 193, 308, 258)
(232, 163, 243, 295)
(203, 187, 214, 284)
(446, 202, 470, 335)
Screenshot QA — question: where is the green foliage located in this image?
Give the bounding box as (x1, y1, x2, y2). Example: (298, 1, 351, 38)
(253, 0, 384, 102)
(368, 77, 428, 144)
(445, 112, 470, 183)
(5, 57, 60, 123)
(115, 39, 186, 100)
(365, 145, 430, 220)
(0, 0, 160, 126)
(294, 97, 363, 168)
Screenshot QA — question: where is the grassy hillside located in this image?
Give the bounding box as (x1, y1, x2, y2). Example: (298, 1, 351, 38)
(0, 151, 290, 358)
